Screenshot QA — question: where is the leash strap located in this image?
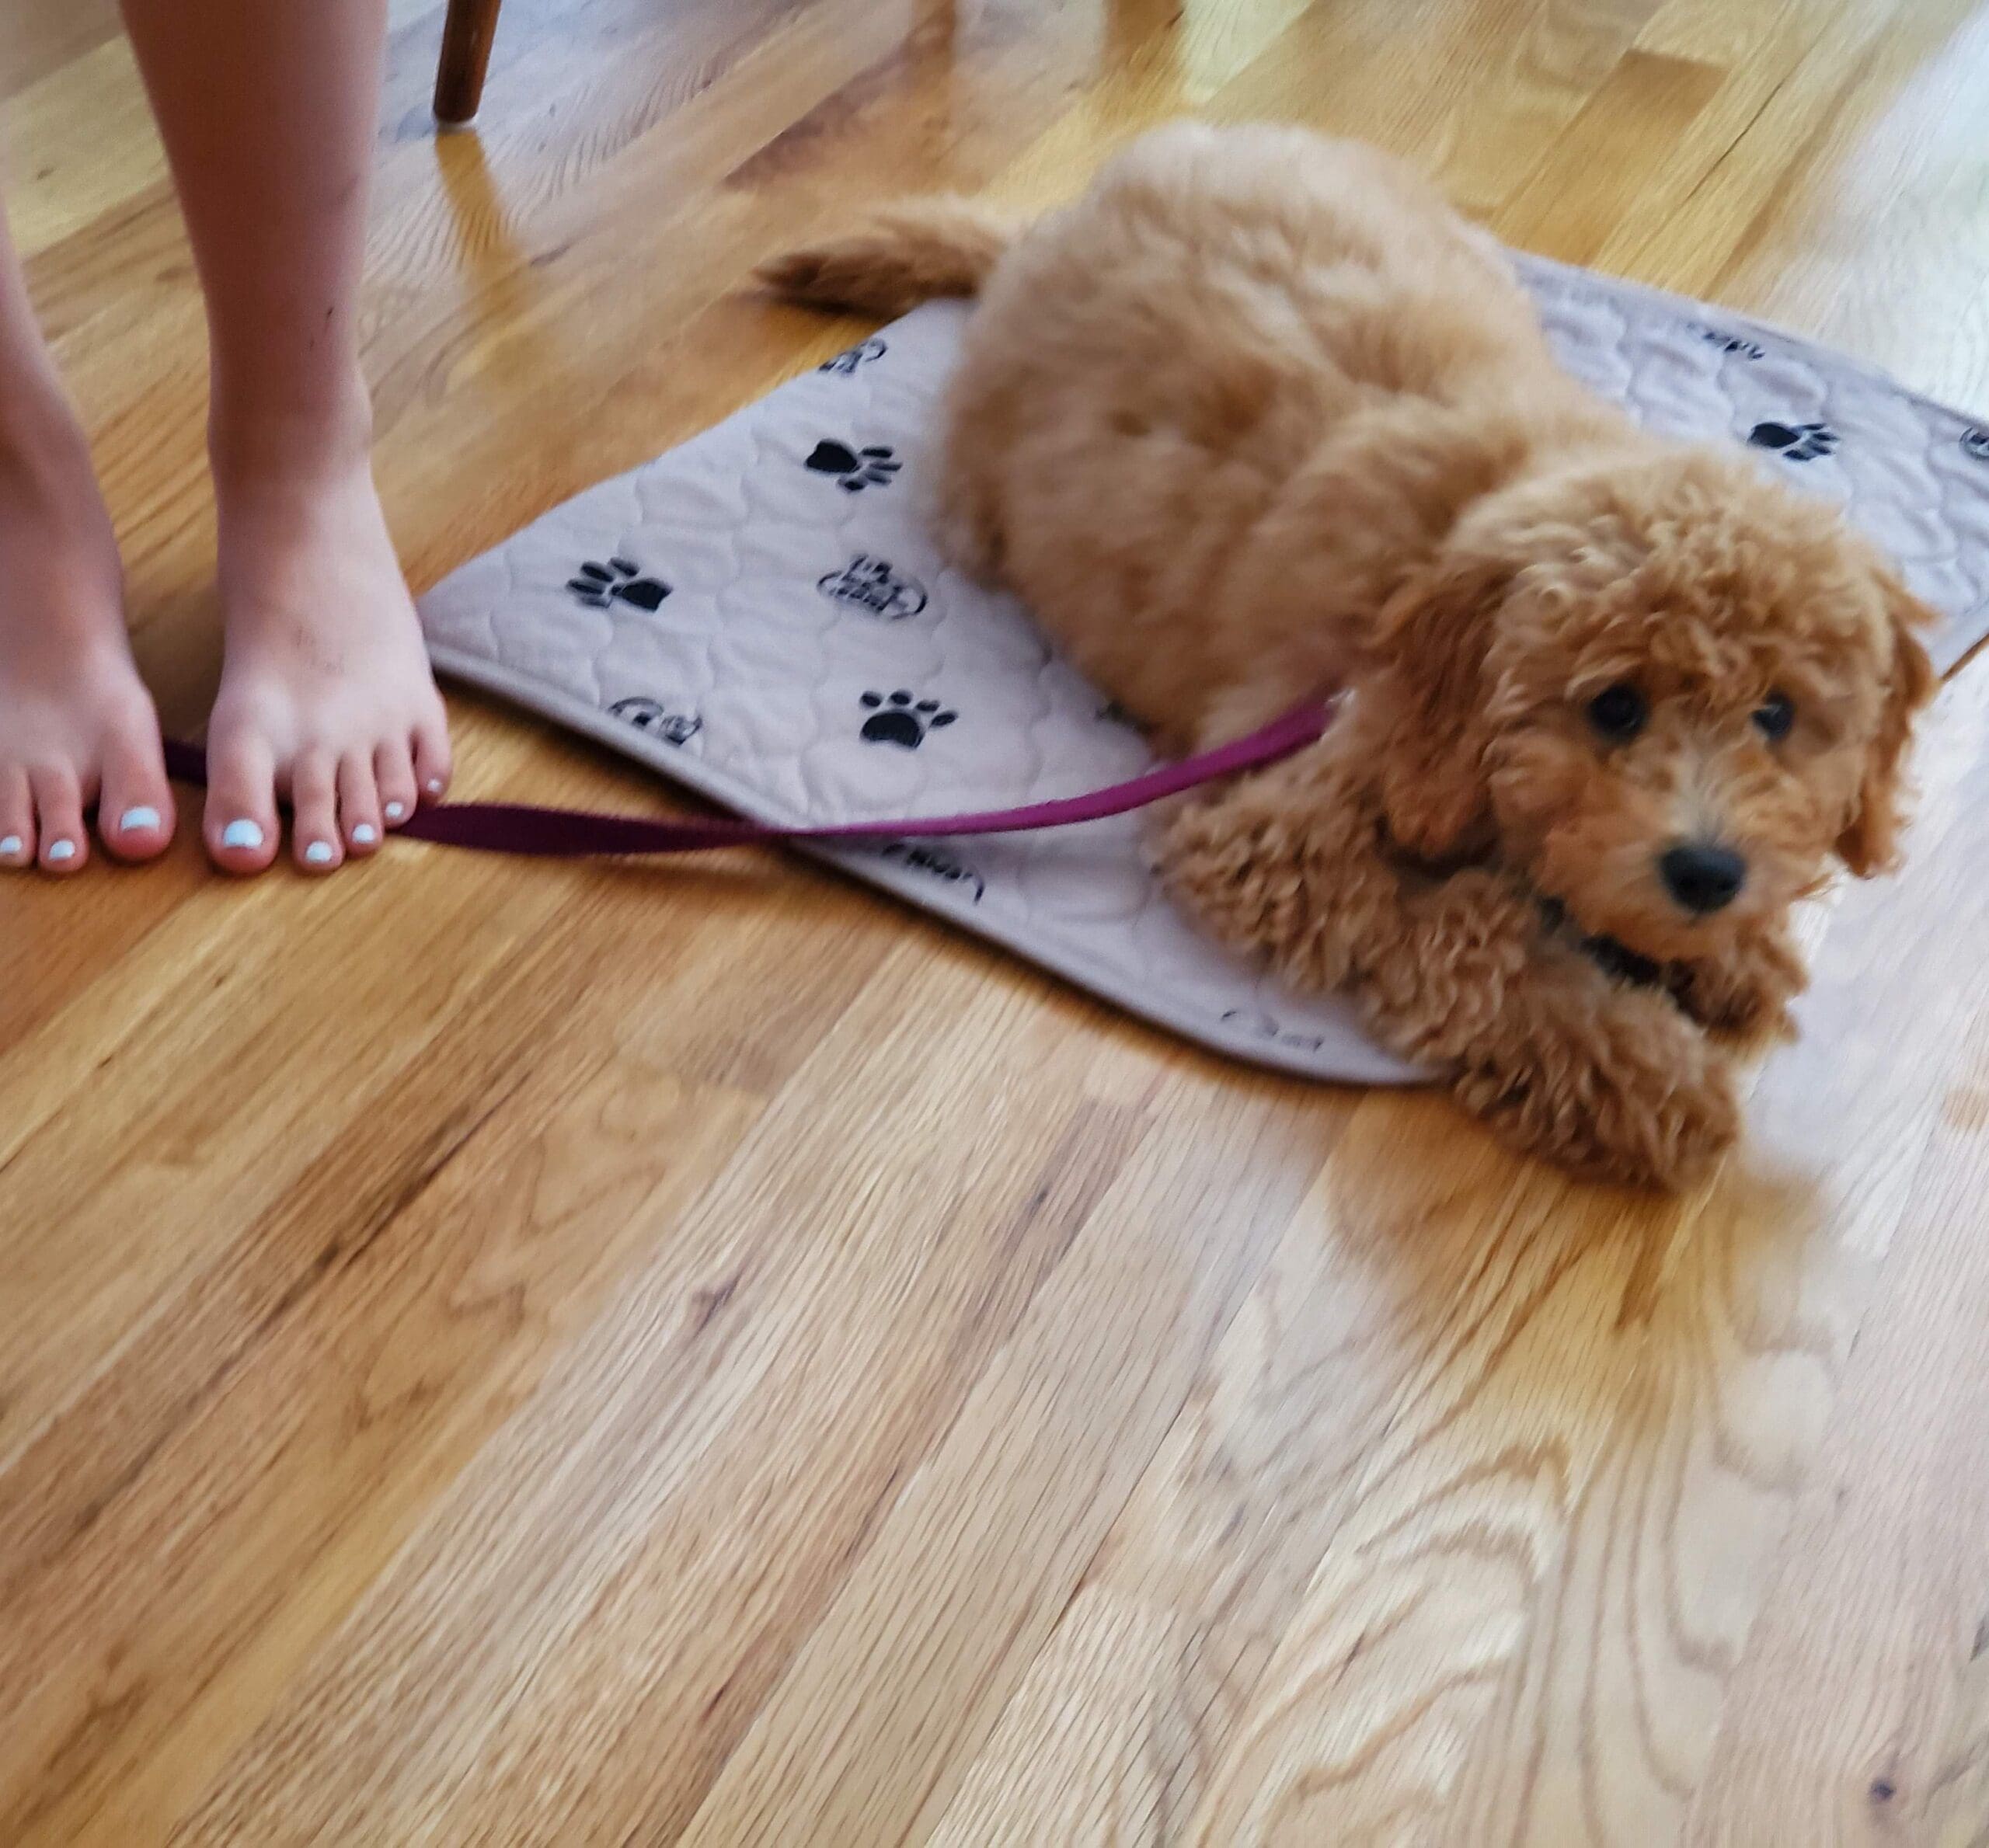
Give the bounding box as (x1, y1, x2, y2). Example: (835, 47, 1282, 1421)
(158, 699, 1333, 858)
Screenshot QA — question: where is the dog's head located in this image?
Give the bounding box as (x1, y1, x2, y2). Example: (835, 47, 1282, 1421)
(1367, 446, 1937, 963)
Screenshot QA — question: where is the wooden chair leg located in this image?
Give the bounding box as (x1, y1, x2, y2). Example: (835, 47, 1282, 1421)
(434, 0, 502, 125)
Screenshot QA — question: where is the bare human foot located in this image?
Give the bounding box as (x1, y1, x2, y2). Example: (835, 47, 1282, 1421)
(0, 388, 175, 875)
(204, 405, 450, 875)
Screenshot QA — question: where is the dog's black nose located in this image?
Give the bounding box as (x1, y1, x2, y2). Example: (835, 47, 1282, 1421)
(1660, 842, 1747, 914)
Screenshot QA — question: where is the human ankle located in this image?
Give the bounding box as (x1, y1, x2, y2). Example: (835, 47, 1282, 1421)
(207, 367, 377, 492)
(0, 367, 104, 499)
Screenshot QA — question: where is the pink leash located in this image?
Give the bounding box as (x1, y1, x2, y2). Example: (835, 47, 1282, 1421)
(158, 699, 1332, 858)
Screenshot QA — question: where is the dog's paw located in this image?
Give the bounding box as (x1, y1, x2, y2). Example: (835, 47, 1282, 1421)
(1592, 1043, 1740, 1188)
(1668, 933, 1806, 1044)
(1454, 987, 1740, 1188)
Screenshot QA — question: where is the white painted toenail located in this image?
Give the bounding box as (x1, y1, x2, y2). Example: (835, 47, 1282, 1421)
(384, 802, 406, 821)
(46, 840, 77, 862)
(1, 835, 23, 860)
(221, 819, 264, 851)
(305, 840, 334, 865)
(120, 806, 162, 834)
(426, 779, 444, 796)
(351, 824, 378, 846)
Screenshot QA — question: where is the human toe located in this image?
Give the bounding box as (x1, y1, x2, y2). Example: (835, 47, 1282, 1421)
(204, 729, 282, 875)
(374, 739, 418, 829)
(287, 750, 343, 873)
(413, 715, 452, 806)
(0, 769, 34, 868)
(30, 765, 88, 874)
(96, 726, 175, 864)
(338, 749, 384, 855)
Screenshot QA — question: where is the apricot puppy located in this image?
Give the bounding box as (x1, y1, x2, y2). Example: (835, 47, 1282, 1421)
(763, 122, 1935, 1186)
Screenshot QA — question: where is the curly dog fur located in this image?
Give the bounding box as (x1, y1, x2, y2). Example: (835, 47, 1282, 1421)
(761, 122, 1937, 1187)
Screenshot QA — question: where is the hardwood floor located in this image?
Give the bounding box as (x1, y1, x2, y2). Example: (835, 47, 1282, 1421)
(4, 1, 1988, 1841)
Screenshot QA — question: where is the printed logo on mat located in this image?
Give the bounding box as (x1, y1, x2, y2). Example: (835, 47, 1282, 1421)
(1690, 322, 1767, 360)
(819, 338, 886, 376)
(608, 696, 702, 745)
(1964, 427, 1989, 461)
(1221, 1008, 1328, 1054)
(880, 840, 985, 902)
(817, 555, 928, 620)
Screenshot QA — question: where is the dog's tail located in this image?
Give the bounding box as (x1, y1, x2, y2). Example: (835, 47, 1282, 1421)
(757, 199, 1019, 318)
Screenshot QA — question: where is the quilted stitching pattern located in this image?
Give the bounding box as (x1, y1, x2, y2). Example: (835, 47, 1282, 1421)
(420, 263, 1989, 1086)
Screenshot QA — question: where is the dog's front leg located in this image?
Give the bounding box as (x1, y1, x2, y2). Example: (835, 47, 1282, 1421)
(1439, 929, 1740, 1187)
(1669, 921, 1807, 1046)
(1160, 750, 1738, 1187)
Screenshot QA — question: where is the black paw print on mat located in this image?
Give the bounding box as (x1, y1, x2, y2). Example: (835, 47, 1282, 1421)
(860, 690, 956, 749)
(569, 558, 671, 611)
(1748, 420, 1838, 462)
(806, 440, 901, 491)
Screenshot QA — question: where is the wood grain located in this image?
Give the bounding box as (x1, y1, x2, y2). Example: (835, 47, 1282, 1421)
(4, 2, 1988, 1843)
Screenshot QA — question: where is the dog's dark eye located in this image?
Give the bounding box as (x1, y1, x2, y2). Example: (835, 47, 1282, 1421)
(1586, 683, 1647, 742)
(1753, 691, 1795, 741)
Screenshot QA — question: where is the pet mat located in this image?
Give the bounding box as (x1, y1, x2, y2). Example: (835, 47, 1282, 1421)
(418, 253, 1989, 1086)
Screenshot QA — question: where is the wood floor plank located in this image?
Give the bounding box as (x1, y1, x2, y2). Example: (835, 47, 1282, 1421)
(1933, 1631, 1989, 1846)
(920, 1122, 1541, 1844)
(673, 1071, 1332, 1848)
(0, 875, 897, 1845)
(1495, 49, 1726, 266)
(0, 35, 165, 263)
(159, 955, 1167, 1842)
(0, 850, 578, 1466)
(1702, 0, 1989, 403)
(0, 0, 120, 96)
(1209, 0, 1669, 217)
(1687, 1079, 1989, 1843)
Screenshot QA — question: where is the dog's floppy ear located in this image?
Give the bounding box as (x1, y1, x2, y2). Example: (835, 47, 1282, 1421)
(1367, 551, 1510, 859)
(1837, 573, 1938, 877)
